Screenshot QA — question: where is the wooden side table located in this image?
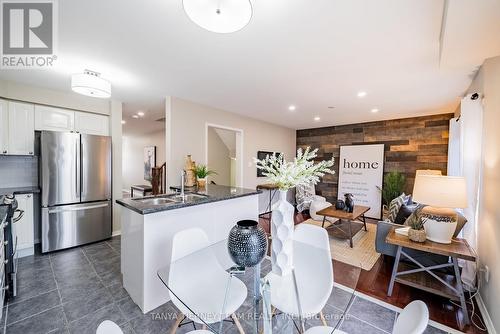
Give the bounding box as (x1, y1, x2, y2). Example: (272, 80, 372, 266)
(316, 205, 370, 248)
(386, 229, 476, 327)
(256, 183, 279, 220)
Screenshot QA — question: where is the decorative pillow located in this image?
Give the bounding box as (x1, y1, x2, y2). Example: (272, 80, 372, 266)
(394, 204, 417, 225)
(405, 194, 413, 205)
(387, 193, 406, 223)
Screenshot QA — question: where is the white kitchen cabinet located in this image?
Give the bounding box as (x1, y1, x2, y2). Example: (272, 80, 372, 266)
(13, 193, 35, 257)
(35, 105, 75, 132)
(75, 111, 109, 136)
(7, 101, 35, 156)
(0, 99, 8, 155)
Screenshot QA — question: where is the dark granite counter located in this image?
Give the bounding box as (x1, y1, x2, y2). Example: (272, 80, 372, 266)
(116, 184, 261, 215)
(0, 186, 40, 196)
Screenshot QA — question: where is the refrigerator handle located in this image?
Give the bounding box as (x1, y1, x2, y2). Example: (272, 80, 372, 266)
(76, 139, 81, 199)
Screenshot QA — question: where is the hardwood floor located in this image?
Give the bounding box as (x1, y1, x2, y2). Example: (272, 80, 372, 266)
(258, 211, 487, 334)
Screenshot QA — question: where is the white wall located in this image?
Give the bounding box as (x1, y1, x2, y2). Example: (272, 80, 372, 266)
(165, 97, 296, 210)
(465, 55, 500, 332)
(207, 127, 231, 186)
(122, 129, 166, 191)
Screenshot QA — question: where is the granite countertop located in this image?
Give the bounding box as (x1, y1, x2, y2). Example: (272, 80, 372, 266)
(0, 186, 40, 196)
(116, 184, 261, 215)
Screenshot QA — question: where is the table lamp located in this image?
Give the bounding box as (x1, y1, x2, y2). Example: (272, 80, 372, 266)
(412, 175, 467, 243)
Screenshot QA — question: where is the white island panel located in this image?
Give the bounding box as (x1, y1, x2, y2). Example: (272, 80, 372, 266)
(121, 193, 259, 313)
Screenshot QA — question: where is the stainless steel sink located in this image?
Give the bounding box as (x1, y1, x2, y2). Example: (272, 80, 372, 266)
(172, 193, 209, 202)
(133, 196, 180, 205)
(132, 193, 208, 205)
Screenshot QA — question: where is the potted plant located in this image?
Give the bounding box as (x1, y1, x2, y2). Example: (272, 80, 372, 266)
(254, 147, 334, 276)
(381, 171, 406, 219)
(194, 164, 217, 188)
(406, 205, 427, 243)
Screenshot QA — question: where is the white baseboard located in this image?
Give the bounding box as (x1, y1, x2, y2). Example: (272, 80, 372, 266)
(475, 293, 496, 334)
(112, 230, 121, 237)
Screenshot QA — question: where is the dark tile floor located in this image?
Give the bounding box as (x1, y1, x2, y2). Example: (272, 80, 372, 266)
(2, 237, 450, 334)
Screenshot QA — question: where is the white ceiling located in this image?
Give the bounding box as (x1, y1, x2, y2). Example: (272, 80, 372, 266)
(1, 0, 499, 130)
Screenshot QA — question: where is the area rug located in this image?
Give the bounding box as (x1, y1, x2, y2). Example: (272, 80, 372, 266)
(303, 219, 381, 270)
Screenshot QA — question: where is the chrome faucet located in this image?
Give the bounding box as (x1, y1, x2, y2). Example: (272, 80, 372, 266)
(180, 170, 186, 199)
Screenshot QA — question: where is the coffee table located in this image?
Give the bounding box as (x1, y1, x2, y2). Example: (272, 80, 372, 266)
(316, 205, 370, 248)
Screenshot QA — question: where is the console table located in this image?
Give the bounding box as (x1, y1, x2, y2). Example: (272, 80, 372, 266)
(386, 229, 476, 327)
(130, 184, 152, 198)
(256, 183, 279, 220)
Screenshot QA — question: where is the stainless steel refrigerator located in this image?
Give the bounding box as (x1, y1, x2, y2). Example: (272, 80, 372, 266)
(40, 131, 112, 253)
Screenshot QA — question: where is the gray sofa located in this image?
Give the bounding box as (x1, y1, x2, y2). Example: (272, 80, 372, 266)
(375, 220, 450, 267)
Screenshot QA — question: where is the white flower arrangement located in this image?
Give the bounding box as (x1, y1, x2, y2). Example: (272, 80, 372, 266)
(254, 147, 335, 190)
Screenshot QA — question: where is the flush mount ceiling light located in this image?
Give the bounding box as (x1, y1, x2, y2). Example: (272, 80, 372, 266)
(357, 91, 367, 98)
(371, 108, 379, 113)
(137, 111, 145, 117)
(132, 115, 139, 119)
(314, 116, 321, 121)
(288, 105, 296, 111)
(121, 120, 126, 124)
(183, 0, 253, 33)
(71, 70, 111, 98)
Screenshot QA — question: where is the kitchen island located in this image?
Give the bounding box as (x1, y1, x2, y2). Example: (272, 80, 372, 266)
(116, 184, 261, 313)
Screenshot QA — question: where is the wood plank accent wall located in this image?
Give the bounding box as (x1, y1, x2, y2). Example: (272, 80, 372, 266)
(296, 113, 454, 202)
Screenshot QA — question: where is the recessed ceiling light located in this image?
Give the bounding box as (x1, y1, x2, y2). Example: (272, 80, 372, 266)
(288, 105, 296, 111)
(132, 115, 139, 119)
(357, 91, 367, 98)
(371, 108, 379, 113)
(137, 111, 145, 117)
(314, 116, 321, 121)
(121, 120, 126, 124)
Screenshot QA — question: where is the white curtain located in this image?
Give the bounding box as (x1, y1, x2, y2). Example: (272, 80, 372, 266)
(448, 95, 484, 290)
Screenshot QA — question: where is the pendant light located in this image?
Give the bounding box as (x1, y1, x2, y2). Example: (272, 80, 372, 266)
(183, 0, 252, 33)
(71, 70, 111, 98)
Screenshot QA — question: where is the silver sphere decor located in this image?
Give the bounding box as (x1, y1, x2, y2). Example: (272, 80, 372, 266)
(227, 220, 268, 268)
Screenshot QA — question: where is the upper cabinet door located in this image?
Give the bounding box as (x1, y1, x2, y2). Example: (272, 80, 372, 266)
(0, 99, 8, 155)
(35, 105, 75, 132)
(74, 112, 109, 136)
(8, 101, 34, 155)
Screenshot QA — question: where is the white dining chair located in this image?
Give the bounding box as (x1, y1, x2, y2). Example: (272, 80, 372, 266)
(266, 224, 333, 325)
(392, 300, 429, 334)
(96, 320, 124, 334)
(304, 326, 347, 334)
(168, 228, 247, 334)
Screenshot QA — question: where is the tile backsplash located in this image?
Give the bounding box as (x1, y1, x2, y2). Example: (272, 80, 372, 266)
(0, 155, 38, 188)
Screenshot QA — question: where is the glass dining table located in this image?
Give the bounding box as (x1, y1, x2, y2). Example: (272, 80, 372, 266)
(157, 238, 361, 334)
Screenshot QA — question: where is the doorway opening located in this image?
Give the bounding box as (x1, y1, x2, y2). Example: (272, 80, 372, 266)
(205, 124, 243, 187)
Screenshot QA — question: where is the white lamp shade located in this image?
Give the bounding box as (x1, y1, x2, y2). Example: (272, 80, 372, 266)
(183, 0, 252, 33)
(415, 169, 442, 176)
(412, 175, 467, 208)
(71, 72, 111, 98)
